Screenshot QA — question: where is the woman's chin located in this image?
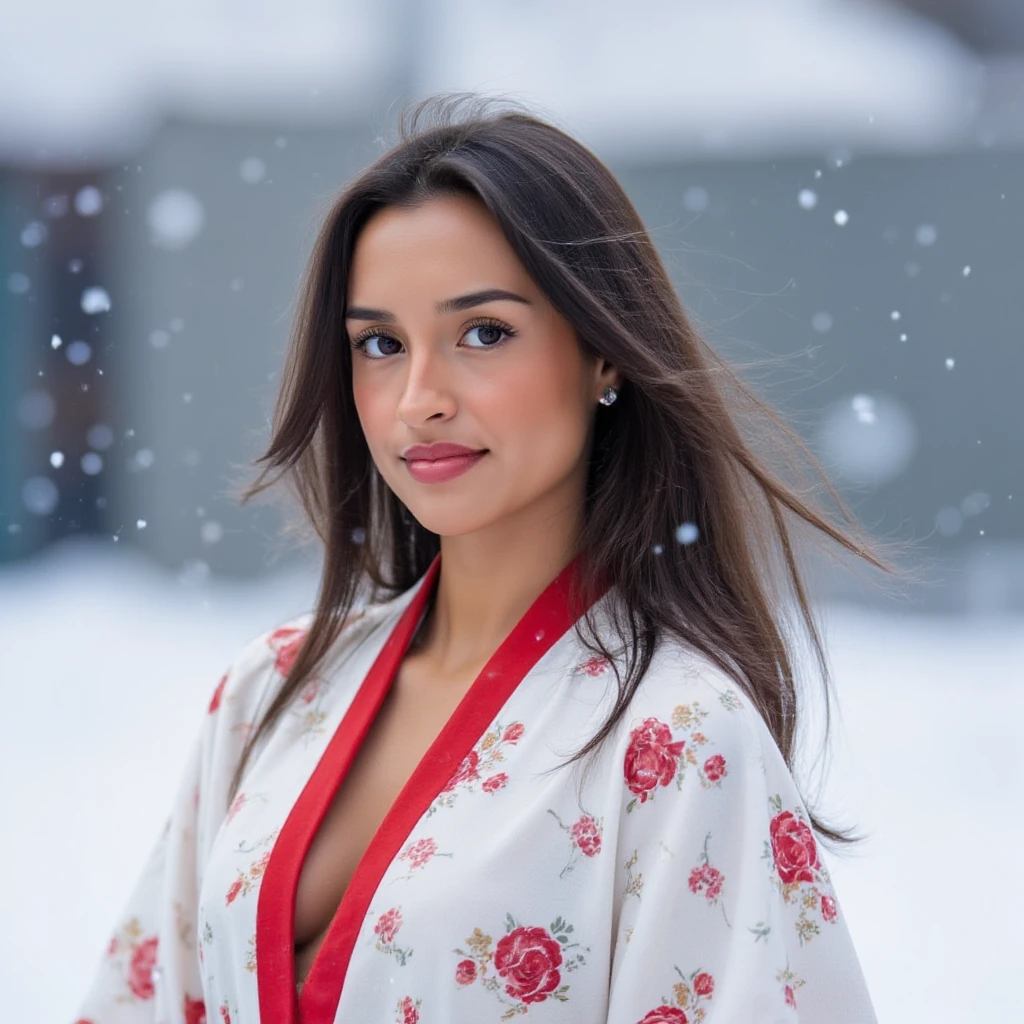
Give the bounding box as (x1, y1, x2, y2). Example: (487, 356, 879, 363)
(407, 513, 494, 539)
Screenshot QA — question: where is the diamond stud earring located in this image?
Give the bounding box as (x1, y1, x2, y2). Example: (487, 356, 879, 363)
(598, 386, 619, 406)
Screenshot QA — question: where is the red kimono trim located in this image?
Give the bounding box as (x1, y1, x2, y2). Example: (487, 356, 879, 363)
(256, 551, 606, 1023)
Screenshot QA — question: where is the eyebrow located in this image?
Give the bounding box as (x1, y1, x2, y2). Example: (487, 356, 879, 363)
(344, 288, 532, 324)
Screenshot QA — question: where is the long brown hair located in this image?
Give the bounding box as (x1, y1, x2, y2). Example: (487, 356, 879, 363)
(227, 92, 911, 846)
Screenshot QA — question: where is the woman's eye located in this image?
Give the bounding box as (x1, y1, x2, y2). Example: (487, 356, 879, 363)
(357, 334, 403, 358)
(352, 321, 512, 359)
(464, 324, 508, 348)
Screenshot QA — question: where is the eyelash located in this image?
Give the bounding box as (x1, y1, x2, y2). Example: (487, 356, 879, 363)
(349, 316, 517, 359)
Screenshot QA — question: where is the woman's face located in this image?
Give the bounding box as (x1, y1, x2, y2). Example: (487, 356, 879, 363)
(346, 192, 619, 542)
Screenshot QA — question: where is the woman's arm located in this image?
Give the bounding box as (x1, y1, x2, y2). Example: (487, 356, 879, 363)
(606, 685, 877, 1024)
(71, 716, 212, 1023)
(70, 621, 289, 1024)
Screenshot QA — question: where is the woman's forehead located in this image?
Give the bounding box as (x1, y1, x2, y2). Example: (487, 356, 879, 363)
(348, 199, 540, 312)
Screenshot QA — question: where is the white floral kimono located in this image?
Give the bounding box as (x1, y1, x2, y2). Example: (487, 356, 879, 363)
(72, 553, 877, 1024)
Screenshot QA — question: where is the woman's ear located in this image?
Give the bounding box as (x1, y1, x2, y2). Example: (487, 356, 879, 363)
(596, 359, 622, 396)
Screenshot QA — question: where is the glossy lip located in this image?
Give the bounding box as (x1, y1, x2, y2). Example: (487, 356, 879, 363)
(401, 442, 487, 461)
(403, 449, 487, 484)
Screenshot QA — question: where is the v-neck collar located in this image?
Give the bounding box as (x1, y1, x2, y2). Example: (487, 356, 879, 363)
(255, 549, 607, 1024)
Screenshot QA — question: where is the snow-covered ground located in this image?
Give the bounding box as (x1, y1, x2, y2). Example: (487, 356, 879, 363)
(2, 538, 1021, 1022)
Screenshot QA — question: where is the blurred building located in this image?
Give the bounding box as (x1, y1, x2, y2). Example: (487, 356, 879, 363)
(1, 0, 1022, 607)
(895, 0, 1024, 54)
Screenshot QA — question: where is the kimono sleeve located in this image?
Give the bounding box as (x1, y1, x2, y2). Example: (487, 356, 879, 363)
(606, 683, 878, 1024)
(70, 626, 287, 1024)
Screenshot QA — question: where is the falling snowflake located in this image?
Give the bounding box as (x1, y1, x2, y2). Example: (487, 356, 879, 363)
(81, 287, 111, 314)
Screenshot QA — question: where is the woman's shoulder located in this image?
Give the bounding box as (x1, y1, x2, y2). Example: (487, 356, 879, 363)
(587, 594, 755, 721)
(208, 598, 395, 722)
(613, 634, 749, 710)
(613, 635, 775, 770)
(596, 636, 799, 828)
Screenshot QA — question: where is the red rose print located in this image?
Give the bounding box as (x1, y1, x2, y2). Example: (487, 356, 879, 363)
(455, 958, 477, 985)
(225, 878, 243, 906)
(703, 754, 727, 782)
(268, 627, 307, 677)
(219, 1005, 231, 1024)
(482, 773, 508, 793)
(638, 1007, 688, 1024)
(502, 722, 525, 744)
(693, 972, 714, 998)
(688, 864, 723, 901)
(374, 908, 403, 945)
(623, 718, 685, 802)
(821, 894, 837, 922)
(127, 936, 159, 1000)
(579, 656, 609, 677)
(398, 996, 419, 1024)
(569, 815, 602, 857)
(208, 673, 228, 713)
(494, 926, 563, 1004)
(784, 985, 796, 1008)
(401, 837, 437, 869)
(443, 749, 480, 792)
(183, 996, 207, 1024)
(769, 811, 820, 885)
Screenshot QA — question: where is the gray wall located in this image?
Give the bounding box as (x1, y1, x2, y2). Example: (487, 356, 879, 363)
(2, 117, 1021, 597)
(105, 120, 382, 576)
(618, 152, 1022, 549)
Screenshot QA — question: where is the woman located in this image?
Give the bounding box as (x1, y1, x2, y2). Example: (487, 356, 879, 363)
(74, 94, 892, 1023)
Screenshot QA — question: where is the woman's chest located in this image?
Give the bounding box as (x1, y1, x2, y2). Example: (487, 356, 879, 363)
(201, 732, 621, 1022)
(292, 664, 477, 968)
(197, 643, 625, 1021)
(329, 725, 621, 1023)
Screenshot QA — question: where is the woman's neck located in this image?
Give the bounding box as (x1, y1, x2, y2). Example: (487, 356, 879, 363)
(410, 530, 579, 679)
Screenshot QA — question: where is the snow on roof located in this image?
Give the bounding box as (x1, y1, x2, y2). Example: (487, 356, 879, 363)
(414, 0, 983, 159)
(0, 0, 982, 168)
(0, 0, 378, 166)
